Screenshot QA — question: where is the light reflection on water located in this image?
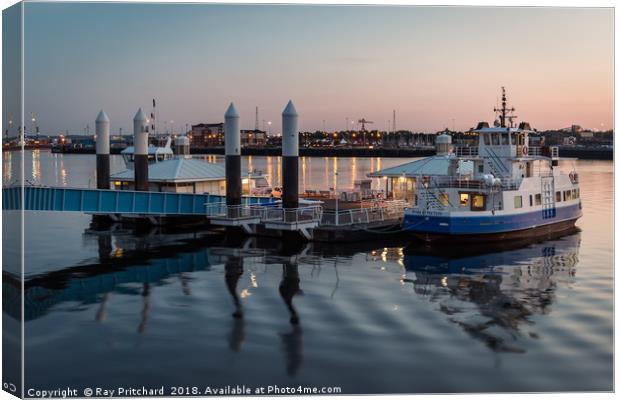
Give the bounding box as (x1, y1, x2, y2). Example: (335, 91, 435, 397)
(2, 150, 613, 393)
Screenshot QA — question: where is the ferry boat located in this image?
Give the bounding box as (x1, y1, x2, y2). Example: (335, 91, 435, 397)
(369, 88, 582, 242)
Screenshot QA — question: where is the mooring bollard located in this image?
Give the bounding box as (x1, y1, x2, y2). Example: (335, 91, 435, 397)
(282, 100, 299, 221)
(133, 108, 149, 191)
(95, 110, 110, 190)
(225, 103, 241, 218)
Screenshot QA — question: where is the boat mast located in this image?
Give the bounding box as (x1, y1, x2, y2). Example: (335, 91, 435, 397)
(493, 87, 517, 128)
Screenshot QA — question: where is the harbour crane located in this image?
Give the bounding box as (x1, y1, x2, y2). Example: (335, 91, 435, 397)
(357, 118, 374, 147)
(357, 118, 374, 131)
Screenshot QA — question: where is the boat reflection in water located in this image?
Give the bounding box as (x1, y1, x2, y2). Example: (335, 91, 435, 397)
(4, 224, 583, 391)
(402, 229, 580, 353)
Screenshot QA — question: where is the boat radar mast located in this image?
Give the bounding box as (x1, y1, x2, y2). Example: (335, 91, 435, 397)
(493, 87, 517, 128)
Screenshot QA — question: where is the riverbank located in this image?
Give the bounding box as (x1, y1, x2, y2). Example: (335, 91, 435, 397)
(41, 146, 614, 160)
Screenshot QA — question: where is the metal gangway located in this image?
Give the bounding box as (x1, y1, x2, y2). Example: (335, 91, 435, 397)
(2, 185, 272, 217)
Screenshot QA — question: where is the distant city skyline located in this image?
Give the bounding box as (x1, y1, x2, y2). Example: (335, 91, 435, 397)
(3, 3, 614, 135)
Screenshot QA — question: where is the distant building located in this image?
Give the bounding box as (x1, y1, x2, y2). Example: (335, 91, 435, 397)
(560, 124, 583, 135)
(190, 123, 224, 147)
(241, 129, 266, 146)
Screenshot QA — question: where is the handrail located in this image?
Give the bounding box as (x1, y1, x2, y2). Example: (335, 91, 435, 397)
(454, 146, 479, 157)
(320, 200, 407, 227)
(431, 175, 521, 190)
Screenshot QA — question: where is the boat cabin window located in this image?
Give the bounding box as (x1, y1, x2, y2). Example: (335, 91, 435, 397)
(471, 194, 485, 211)
(459, 193, 469, 206)
(556, 191, 562, 202)
(483, 133, 490, 146)
(535, 193, 542, 206)
(529, 195, 533, 207)
(572, 189, 578, 199)
(564, 190, 574, 201)
(514, 195, 523, 209)
(501, 133, 509, 145)
(491, 133, 500, 145)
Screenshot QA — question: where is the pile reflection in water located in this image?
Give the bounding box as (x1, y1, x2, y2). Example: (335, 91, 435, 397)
(2, 224, 584, 391)
(402, 230, 580, 353)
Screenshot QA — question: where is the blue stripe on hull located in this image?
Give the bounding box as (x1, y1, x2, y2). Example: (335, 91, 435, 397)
(403, 203, 582, 235)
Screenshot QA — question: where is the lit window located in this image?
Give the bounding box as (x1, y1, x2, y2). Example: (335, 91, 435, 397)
(471, 194, 485, 211)
(459, 193, 469, 206)
(535, 194, 542, 206)
(514, 196, 523, 209)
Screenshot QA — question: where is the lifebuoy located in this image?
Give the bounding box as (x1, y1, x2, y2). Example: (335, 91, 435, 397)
(569, 172, 576, 183)
(522, 146, 528, 156)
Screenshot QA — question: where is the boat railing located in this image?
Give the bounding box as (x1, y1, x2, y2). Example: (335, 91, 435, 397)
(454, 146, 479, 157)
(320, 200, 407, 226)
(431, 176, 521, 190)
(528, 146, 543, 156)
(526, 146, 560, 158)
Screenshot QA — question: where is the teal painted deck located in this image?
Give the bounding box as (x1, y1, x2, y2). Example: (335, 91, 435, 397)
(2, 186, 273, 216)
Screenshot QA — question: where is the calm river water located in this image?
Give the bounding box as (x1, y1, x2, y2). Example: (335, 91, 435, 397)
(2, 150, 613, 394)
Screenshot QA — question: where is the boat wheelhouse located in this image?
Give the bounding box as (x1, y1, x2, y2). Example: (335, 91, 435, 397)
(368, 88, 582, 242)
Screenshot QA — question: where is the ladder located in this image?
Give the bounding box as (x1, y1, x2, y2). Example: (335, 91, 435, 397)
(541, 175, 556, 219)
(484, 148, 509, 178)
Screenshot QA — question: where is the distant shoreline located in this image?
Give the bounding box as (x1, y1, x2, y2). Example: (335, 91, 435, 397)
(4, 146, 613, 160)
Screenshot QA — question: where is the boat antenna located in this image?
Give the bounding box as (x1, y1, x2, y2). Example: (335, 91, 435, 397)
(150, 98, 157, 136)
(493, 86, 517, 128)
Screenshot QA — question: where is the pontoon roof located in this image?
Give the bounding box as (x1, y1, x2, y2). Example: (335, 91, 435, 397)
(367, 156, 452, 178)
(112, 158, 226, 183)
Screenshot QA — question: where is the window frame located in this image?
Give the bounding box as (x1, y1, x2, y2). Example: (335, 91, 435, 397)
(514, 195, 523, 209)
(459, 192, 470, 207)
(471, 194, 486, 211)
